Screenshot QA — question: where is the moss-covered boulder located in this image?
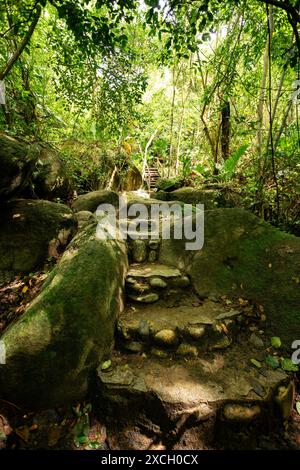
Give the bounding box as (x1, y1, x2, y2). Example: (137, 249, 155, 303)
(0, 133, 39, 200)
(71, 190, 119, 213)
(154, 187, 227, 210)
(159, 208, 300, 344)
(155, 178, 184, 192)
(117, 165, 142, 191)
(0, 224, 127, 408)
(32, 146, 72, 201)
(0, 199, 76, 273)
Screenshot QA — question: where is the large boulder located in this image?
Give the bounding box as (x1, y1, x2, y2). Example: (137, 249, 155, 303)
(0, 199, 76, 273)
(31, 146, 72, 201)
(154, 186, 244, 210)
(0, 133, 39, 200)
(155, 178, 184, 192)
(0, 224, 128, 408)
(159, 208, 300, 344)
(0, 133, 72, 202)
(71, 190, 119, 213)
(117, 165, 142, 191)
(60, 140, 142, 193)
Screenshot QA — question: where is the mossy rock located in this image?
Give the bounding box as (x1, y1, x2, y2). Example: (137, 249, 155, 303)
(0, 224, 128, 408)
(159, 208, 300, 344)
(0, 133, 72, 202)
(71, 190, 119, 212)
(154, 187, 227, 210)
(0, 133, 39, 200)
(32, 146, 72, 201)
(155, 178, 184, 192)
(113, 165, 142, 191)
(0, 199, 77, 273)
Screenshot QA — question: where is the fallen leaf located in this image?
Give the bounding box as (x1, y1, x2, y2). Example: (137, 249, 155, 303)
(29, 424, 38, 431)
(250, 358, 262, 369)
(15, 426, 29, 442)
(48, 427, 61, 447)
(271, 336, 281, 348)
(100, 360, 111, 371)
(88, 441, 103, 449)
(252, 381, 266, 398)
(265, 354, 280, 369)
(21, 285, 28, 294)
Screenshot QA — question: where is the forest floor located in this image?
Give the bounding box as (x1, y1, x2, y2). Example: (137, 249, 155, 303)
(0, 392, 300, 450)
(0, 272, 300, 450)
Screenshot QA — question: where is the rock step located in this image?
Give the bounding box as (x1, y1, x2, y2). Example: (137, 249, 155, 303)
(95, 345, 292, 450)
(117, 299, 259, 355)
(129, 239, 161, 263)
(128, 263, 181, 279)
(126, 263, 191, 303)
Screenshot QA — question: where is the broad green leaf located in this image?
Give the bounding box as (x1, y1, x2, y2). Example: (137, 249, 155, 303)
(296, 402, 300, 415)
(251, 358, 262, 368)
(280, 358, 299, 372)
(144, 0, 159, 7)
(265, 355, 280, 369)
(89, 441, 102, 449)
(78, 435, 89, 445)
(222, 144, 248, 179)
(271, 337, 281, 348)
(101, 359, 112, 370)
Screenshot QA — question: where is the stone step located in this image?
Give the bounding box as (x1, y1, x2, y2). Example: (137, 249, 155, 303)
(125, 263, 190, 302)
(129, 239, 161, 263)
(95, 344, 292, 449)
(117, 299, 259, 355)
(128, 263, 182, 279)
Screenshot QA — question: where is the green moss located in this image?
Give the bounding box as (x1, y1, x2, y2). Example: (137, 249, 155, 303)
(0, 224, 127, 408)
(158, 208, 300, 344)
(0, 199, 76, 272)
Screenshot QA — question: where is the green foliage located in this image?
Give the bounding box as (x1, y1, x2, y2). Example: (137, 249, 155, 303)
(0, 0, 299, 237)
(59, 142, 115, 193)
(265, 355, 280, 369)
(250, 358, 262, 369)
(271, 336, 282, 348)
(280, 358, 299, 372)
(221, 145, 249, 180)
(156, 177, 183, 192)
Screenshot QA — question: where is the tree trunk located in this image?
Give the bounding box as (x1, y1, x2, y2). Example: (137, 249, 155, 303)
(221, 100, 230, 160)
(274, 100, 293, 151)
(257, 5, 274, 163)
(175, 64, 192, 175)
(0, 5, 42, 81)
(142, 127, 159, 179)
